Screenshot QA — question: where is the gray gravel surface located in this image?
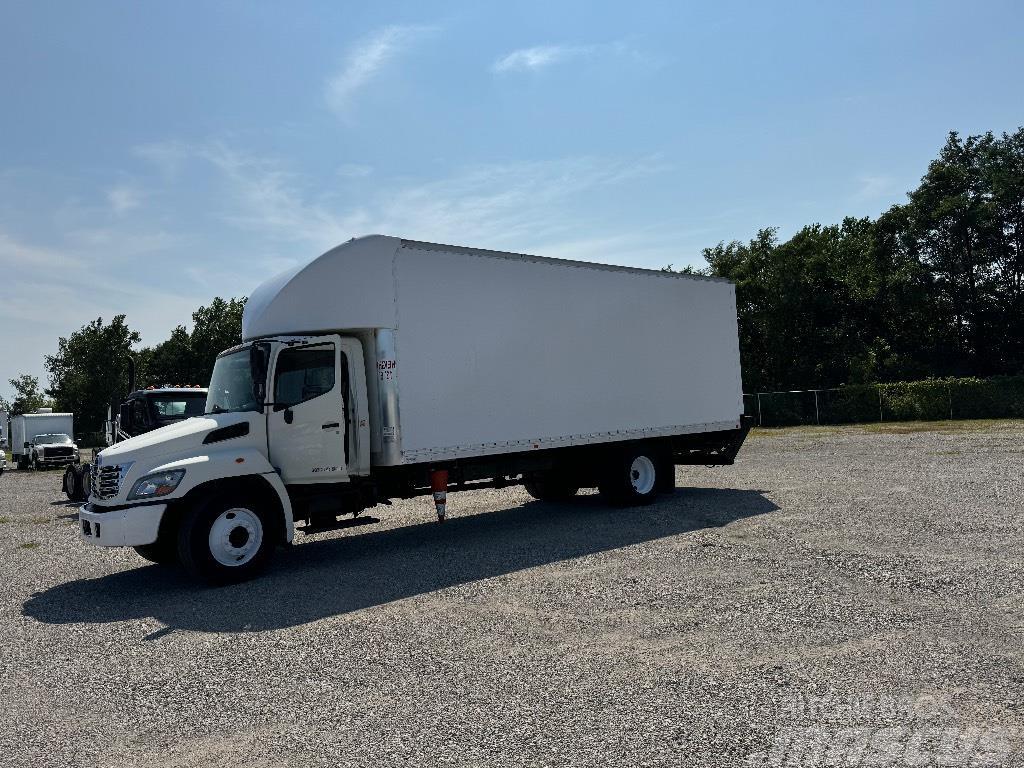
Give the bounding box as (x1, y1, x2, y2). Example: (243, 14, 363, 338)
(1, 422, 1022, 767)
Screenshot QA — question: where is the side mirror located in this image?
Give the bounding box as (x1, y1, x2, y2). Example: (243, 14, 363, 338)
(250, 343, 269, 404)
(23, 441, 30, 449)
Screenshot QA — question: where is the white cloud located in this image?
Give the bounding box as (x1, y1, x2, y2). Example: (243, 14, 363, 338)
(325, 25, 437, 118)
(492, 41, 651, 74)
(107, 183, 143, 214)
(198, 142, 365, 251)
(493, 44, 592, 73)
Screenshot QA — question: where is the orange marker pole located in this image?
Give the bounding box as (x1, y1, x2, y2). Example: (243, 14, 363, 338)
(430, 469, 448, 522)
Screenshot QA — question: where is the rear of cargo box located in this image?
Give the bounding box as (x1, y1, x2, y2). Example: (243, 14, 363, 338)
(392, 242, 743, 463)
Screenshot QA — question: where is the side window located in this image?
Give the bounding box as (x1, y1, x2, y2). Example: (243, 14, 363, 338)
(273, 345, 336, 411)
(131, 398, 148, 427)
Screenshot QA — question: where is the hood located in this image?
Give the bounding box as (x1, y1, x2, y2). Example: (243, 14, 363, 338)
(98, 413, 253, 464)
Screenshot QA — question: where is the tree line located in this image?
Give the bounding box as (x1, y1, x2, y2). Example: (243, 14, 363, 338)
(691, 128, 1024, 392)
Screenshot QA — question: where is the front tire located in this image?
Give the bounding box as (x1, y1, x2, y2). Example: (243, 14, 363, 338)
(133, 540, 178, 566)
(598, 445, 663, 506)
(177, 494, 275, 585)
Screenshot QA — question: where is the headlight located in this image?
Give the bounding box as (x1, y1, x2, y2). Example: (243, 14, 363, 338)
(128, 469, 185, 500)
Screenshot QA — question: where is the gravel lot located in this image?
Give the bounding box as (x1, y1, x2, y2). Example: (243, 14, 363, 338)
(1, 422, 1022, 767)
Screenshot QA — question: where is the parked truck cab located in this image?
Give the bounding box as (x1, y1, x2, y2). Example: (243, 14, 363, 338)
(78, 235, 751, 584)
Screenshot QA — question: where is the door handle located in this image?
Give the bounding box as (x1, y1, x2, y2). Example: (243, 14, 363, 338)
(284, 408, 294, 424)
(322, 422, 340, 430)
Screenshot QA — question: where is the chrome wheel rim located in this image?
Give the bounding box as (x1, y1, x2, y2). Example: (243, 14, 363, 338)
(208, 507, 263, 567)
(630, 456, 656, 495)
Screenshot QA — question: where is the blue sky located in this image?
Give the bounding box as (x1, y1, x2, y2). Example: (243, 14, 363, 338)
(2, 0, 1023, 402)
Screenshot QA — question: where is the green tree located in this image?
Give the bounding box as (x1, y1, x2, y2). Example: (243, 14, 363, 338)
(1, 374, 54, 416)
(45, 316, 140, 432)
(189, 297, 246, 383)
(138, 297, 246, 387)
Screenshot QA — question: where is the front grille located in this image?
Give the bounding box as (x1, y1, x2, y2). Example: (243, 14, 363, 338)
(42, 447, 74, 458)
(92, 461, 121, 500)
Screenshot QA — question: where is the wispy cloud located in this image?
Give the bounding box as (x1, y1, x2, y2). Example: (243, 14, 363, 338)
(187, 141, 672, 258)
(325, 24, 437, 118)
(493, 45, 591, 73)
(107, 183, 143, 214)
(492, 41, 646, 74)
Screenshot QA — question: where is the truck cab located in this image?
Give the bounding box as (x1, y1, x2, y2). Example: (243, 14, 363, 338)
(28, 432, 80, 469)
(79, 335, 375, 583)
(109, 386, 208, 444)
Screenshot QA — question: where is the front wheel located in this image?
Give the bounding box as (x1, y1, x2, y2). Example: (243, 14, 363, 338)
(598, 445, 663, 506)
(133, 541, 178, 566)
(177, 495, 276, 585)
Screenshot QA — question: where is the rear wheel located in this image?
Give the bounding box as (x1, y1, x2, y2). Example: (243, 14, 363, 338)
(177, 494, 276, 585)
(523, 473, 579, 502)
(64, 464, 90, 501)
(598, 445, 663, 506)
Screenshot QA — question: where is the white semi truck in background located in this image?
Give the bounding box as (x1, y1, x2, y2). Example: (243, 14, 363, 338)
(11, 409, 78, 470)
(78, 236, 751, 584)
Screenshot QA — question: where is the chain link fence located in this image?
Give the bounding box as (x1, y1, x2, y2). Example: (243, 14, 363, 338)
(744, 375, 1024, 427)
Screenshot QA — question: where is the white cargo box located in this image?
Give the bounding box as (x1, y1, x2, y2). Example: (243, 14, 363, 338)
(244, 236, 743, 465)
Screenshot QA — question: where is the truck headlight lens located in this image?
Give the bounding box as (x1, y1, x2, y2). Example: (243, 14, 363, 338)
(128, 470, 185, 500)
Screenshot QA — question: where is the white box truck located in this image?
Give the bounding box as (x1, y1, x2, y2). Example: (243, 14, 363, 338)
(11, 409, 79, 470)
(78, 236, 751, 583)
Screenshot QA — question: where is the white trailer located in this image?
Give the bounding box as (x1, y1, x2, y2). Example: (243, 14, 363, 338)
(11, 409, 78, 470)
(79, 236, 750, 583)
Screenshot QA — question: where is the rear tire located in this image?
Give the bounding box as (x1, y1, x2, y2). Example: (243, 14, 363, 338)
(598, 444, 663, 506)
(177, 493, 276, 585)
(523, 473, 579, 502)
(64, 464, 90, 501)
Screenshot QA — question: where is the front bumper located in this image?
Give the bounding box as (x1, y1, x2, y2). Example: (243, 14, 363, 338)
(78, 503, 167, 547)
(38, 455, 77, 466)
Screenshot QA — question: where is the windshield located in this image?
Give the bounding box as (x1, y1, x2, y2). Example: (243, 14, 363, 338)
(151, 394, 206, 421)
(206, 348, 261, 414)
(35, 433, 72, 444)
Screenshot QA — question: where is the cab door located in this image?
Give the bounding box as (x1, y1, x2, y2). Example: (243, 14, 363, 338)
(267, 336, 347, 484)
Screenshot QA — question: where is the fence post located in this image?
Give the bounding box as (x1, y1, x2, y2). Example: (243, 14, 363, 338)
(878, 385, 883, 422)
(757, 393, 762, 427)
(947, 381, 953, 420)
(814, 390, 820, 424)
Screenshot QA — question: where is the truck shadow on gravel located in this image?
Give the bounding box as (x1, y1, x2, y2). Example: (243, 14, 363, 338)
(23, 487, 776, 635)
